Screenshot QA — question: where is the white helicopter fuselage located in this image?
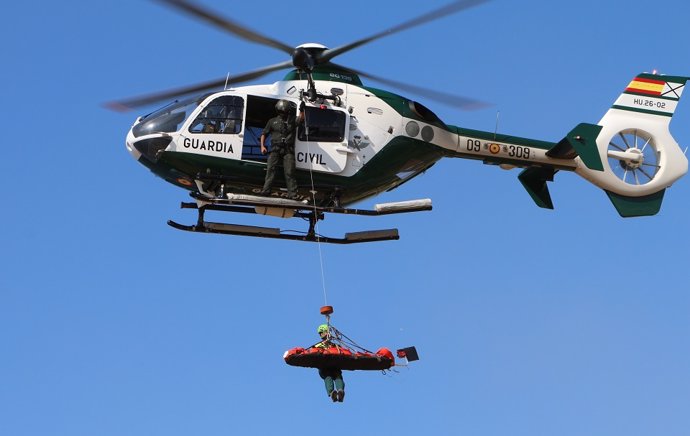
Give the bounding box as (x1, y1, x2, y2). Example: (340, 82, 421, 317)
(126, 72, 688, 216)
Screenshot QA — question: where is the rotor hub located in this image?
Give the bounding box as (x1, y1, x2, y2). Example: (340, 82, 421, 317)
(618, 148, 644, 170)
(292, 43, 328, 71)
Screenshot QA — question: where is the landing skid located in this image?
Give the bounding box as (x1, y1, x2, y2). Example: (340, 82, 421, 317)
(167, 194, 432, 244)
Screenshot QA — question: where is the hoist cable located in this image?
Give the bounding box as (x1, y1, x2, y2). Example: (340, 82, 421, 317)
(300, 94, 329, 306)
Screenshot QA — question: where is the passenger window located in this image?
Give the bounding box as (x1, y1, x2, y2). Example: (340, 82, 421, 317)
(190, 95, 244, 134)
(298, 107, 346, 142)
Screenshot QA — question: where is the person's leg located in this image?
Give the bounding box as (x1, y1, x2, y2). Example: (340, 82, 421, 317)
(334, 370, 345, 402)
(318, 369, 335, 398)
(261, 151, 279, 193)
(282, 152, 298, 197)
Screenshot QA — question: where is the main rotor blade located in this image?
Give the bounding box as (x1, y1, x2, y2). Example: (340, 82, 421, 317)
(332, 63, 489, 110)
(156, 0, 294, 54)
(319, 0, 489, 63)
(105, 60, 294, 111)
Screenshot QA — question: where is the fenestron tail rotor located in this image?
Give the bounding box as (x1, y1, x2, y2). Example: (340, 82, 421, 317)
(106, 0, 490, 111)
(606, 129, 661, 186)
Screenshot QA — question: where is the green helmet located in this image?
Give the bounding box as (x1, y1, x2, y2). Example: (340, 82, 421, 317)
(275, 99, 291, 114)
(317, 324, 329, 334)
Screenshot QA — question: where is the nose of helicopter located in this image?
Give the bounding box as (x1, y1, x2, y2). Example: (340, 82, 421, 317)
(125, 127, 141, 161)
(125, 122, 174, 164)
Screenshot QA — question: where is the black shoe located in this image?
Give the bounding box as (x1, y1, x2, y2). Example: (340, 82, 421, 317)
(330, 390, 338, 402)
(258, 190, 270, 196)
(337, 390, 344, 402)
(288, 193, 300, 200)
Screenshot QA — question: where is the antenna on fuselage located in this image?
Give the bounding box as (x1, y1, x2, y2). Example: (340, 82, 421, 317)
(224, 72, 231, 90)
(494, 110, 500, 140)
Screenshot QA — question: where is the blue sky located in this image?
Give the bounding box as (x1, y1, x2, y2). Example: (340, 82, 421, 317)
(2, 1, 689, 435)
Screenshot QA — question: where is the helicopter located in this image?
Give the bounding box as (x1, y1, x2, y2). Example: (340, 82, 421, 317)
(110, 0, 689, 244)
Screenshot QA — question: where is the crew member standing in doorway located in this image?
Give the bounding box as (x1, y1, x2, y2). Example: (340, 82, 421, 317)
(260, 100, 304, 200)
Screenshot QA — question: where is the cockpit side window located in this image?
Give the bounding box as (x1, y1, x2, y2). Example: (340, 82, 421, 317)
(189, 96, 244, 134)
(298, 107, 346, 142)
(131, 97, 202, 138)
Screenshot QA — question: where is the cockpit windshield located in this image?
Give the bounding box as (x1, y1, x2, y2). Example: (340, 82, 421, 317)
(131, 96, 205, 138)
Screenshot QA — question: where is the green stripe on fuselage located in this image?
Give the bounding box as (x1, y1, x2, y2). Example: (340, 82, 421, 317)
(282, 66, 363, 86)
(636, 73, 689, 83)
(150, 136, 443, 206)
(611, 105, 673, 117)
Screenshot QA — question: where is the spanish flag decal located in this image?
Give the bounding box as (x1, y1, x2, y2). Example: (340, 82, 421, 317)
(625, 77, 665, 96)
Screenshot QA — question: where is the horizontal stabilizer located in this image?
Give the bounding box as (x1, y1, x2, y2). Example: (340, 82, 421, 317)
(605, 189, 665, 217)
(547, 123, 604, 171)
(518, 167, 557, 209)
